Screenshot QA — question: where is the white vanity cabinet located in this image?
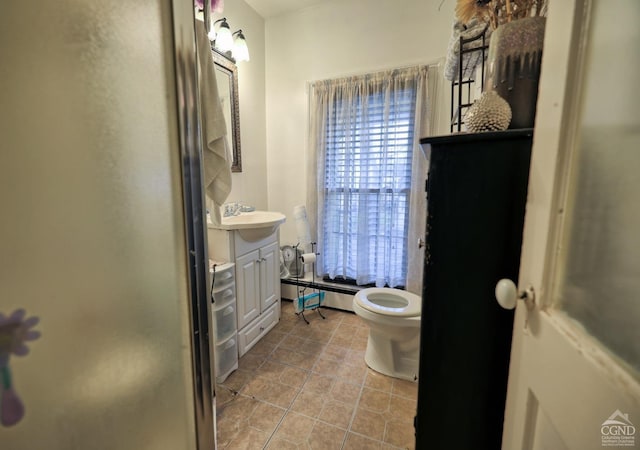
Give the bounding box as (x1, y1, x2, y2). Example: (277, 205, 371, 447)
(208, 226, 281, 357)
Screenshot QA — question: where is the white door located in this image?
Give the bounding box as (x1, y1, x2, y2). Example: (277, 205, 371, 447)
(502, 1, 640, 449)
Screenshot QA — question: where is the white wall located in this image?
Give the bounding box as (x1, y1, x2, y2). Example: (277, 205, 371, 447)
(264, 0, 456, 245)
(211, 0, 268, 209)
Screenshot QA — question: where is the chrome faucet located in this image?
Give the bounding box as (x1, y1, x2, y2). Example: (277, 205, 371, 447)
(224, 202, 245, 217)
(223, 202, 240, 217)
(223, 201, 255, 217)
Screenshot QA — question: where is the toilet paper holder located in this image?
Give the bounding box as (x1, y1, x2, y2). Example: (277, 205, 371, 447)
(293, 242, 326, 324)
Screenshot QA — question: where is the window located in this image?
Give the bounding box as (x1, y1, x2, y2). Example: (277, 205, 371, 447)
(311, 69, 424, 288)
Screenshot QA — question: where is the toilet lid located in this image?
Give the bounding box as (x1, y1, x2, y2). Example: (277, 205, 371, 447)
(354, 288, 421, 317)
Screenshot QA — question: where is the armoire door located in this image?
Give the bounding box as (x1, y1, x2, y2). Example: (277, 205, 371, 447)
(416, 129, 533, 449)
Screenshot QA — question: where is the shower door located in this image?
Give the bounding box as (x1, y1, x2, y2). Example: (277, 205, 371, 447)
(0, 1, 214, 449)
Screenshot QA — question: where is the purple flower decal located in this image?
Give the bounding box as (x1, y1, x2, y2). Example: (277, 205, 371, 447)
(0, 309, 41, 427)
(0, 309, 40, 357)
(194, 0, 224, 13)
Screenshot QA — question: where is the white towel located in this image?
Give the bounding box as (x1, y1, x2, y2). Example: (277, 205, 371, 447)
(444, 19, 492, 81)
(196, 20, 232, 225)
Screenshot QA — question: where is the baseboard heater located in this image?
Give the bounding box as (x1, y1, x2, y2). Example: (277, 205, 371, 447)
(280, 277, 360, 296)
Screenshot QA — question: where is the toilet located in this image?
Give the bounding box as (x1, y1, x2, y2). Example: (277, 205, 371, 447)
(352, 288, 422, 381)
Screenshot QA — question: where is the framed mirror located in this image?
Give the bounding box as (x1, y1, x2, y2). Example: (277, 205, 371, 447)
(211, 49, 242, 172)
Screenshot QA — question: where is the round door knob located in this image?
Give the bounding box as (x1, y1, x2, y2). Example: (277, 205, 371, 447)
(495, 279, 535, 310)
(495, 279, 518, 310)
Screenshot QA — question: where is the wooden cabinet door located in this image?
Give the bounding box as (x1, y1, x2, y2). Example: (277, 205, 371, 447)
(416, 129, 532, 450)
(235, 250, 260, 329)
(259, 240, 280, 313)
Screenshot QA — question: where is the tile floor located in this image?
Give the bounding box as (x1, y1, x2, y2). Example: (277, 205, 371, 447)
(215, 300, 417, 449)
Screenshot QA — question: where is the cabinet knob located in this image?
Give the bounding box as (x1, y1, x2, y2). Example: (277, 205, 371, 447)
(259, 326, 265, 332)
(495, 279, 535, 310)
(417, 237, 425, 249)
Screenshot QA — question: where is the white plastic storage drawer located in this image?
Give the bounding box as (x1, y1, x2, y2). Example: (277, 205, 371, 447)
(215, 332, 238, 383)
(212, 284, 235, 306)
(213, 303, 237, 342)
(210, 262, 235, 288)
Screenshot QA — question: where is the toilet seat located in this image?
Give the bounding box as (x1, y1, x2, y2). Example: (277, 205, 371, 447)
(354, 288, 421, 317)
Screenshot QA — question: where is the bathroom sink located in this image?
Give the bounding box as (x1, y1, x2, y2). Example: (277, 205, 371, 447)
(219, 210, 286, 230)
(212, 210, 286, 240)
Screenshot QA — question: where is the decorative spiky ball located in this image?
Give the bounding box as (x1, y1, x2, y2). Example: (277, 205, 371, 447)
(465, 91, 512, 132)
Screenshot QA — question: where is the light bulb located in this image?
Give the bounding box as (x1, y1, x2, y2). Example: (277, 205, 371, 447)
(215, 21, 233, 52)
(232, 31, 250, 62)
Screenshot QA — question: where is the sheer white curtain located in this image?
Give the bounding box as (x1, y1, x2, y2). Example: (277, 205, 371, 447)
(307, 66, 433, 289)
(405, 63, 443, 294)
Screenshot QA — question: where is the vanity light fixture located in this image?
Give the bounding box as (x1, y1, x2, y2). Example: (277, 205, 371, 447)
(212, 18, 234, 52)
(232, 30, 250, 62)
(209, 18, 250, 63)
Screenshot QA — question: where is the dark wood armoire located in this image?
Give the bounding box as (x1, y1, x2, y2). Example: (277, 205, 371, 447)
(415, 129, 533, 449)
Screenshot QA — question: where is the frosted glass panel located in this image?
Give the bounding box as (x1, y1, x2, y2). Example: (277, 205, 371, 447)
(554, 0, 640, 375)
(0, 1, 197, 449)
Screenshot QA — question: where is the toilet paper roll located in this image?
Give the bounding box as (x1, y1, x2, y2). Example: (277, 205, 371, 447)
(300, 253, 317, 264)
